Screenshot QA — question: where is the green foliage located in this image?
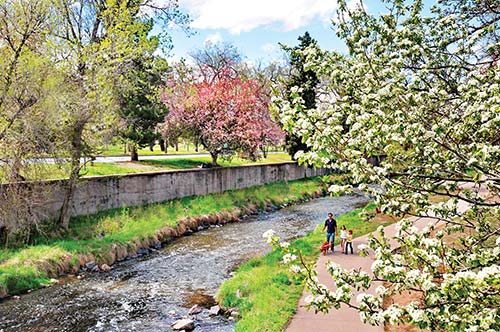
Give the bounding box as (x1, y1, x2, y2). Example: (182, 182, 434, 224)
(278, 32, 320, 159)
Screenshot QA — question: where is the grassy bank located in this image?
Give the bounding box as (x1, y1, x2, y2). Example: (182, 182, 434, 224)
(217, 203, 397, 332)
(0, 177, 326, 298)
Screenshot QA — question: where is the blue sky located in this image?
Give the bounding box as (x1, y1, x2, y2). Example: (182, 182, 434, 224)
(165, 0, 435, 64)
(166, 0, 345, 63)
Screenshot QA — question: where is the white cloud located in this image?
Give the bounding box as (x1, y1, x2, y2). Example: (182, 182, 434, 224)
(261, 42, 278, 53)
(179, 0, 339, 34)
(204, 32, 223, 45)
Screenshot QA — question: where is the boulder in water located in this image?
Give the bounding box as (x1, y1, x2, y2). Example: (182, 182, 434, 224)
(209, 305, 221, 316)
(172, 318, 194, 331)
(188, 304, 202, 315)
(100, 264, 111, 272)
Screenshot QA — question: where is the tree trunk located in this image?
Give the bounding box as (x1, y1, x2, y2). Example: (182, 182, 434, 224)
(175, 141, 179, 151)
(149, 142, 154, 152)
(59, 122, 84, 229)
(261, 146, 267, 158)
(210, 152, 219, 166)
(131, 145, 139, 161)
(123, 142, 127, 154)
(159, 138, 166, 152)
(195, 139, 199, 152)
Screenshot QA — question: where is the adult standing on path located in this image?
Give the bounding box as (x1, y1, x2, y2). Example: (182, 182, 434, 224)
(322, 213, 338, 252)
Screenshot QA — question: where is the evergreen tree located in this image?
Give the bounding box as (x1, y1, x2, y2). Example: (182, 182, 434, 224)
(280, 32, 320, 160)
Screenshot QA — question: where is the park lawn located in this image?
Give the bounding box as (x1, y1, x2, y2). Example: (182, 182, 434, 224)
(217, 203, 398, 332)
(99, 142, 208, 157)
(139, 154, 291, 170)
(0, 177, 326, 297)
(79, 161, 164, 176)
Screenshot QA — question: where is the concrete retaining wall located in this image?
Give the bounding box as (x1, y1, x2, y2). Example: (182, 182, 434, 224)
(27, 162, 329, 220)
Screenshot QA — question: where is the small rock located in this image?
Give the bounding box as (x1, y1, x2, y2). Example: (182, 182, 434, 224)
(137, 248, 149, 256)
(209, 305, 221, 316)
(171, 318, 194, 331)
(27, 289, 32, 293)
(168, 310, 176, 316)
(188, 304, 202, 315)
(100, 264, 111, 272)
(50, 278, 59, 284)
(84, 261, 97, 270)
(230, 311, 239, 318)
(228, 317, 234, 322)
(12, 296, 20, 300)
(77, 274, 85, 280)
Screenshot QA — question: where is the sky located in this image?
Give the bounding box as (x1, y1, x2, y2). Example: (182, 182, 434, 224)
(163, 0, 353, 64)
(163, 0, 436, 65)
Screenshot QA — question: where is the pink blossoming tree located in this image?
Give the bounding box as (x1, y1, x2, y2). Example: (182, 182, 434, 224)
(161, 67, 284, 166)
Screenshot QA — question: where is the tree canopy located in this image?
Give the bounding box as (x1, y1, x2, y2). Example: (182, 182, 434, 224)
(272, 0, 500, 330)
(162, 63, 284, 165)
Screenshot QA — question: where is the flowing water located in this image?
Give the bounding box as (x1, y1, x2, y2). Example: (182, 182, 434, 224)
(0, 194, 369, 332)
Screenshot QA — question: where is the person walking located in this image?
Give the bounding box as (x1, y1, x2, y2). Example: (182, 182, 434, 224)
(344, 230, 354, 254)
(322, 212, 338, 253)
(339, 225, 347, 252)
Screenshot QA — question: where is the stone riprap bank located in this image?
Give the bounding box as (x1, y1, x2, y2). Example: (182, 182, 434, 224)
(19, 162, 329, 220)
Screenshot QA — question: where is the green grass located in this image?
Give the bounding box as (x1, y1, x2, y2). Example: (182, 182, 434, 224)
(217, 203, 397, 332)
(99, 142, 209, 156)
(0, 177, 326, 297)
(79, 162, 164, 176)
(140, 154, 291, 170)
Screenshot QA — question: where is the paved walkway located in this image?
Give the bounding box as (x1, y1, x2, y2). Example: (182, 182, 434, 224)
(286, 197, 473, 332)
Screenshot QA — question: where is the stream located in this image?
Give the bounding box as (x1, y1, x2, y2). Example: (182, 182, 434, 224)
(0, 194, 369, 332)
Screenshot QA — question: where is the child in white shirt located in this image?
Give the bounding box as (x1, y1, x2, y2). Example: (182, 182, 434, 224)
(339, 225, 347, 252)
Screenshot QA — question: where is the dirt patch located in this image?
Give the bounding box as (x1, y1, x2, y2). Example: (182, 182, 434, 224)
(183, 289, 217, 308)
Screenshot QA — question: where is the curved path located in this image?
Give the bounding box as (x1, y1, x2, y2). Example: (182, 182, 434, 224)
(286, 197, 472, 332)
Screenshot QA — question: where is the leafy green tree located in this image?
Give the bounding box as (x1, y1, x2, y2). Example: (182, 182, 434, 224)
(278, 32, 320, 160)
(0, 0, 64, 245)
(49, 0, 189, 227)
(272, 0, 500, 330)
(116, 22, 169, 161)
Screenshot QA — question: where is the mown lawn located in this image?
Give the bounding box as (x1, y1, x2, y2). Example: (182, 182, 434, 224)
(99, 142, 208, 156)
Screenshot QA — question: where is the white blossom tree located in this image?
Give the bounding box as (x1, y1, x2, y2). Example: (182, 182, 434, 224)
(271, 0, 500, 330)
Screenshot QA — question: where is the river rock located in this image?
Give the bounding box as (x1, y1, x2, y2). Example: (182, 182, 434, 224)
(172, 318, 194, 331)
(137, 248, 149, 256)
(209, 305, 221, 316)
(188, 304, 202, 315)
(100, 264, 111, 272)
(84, 261, 97, 271)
